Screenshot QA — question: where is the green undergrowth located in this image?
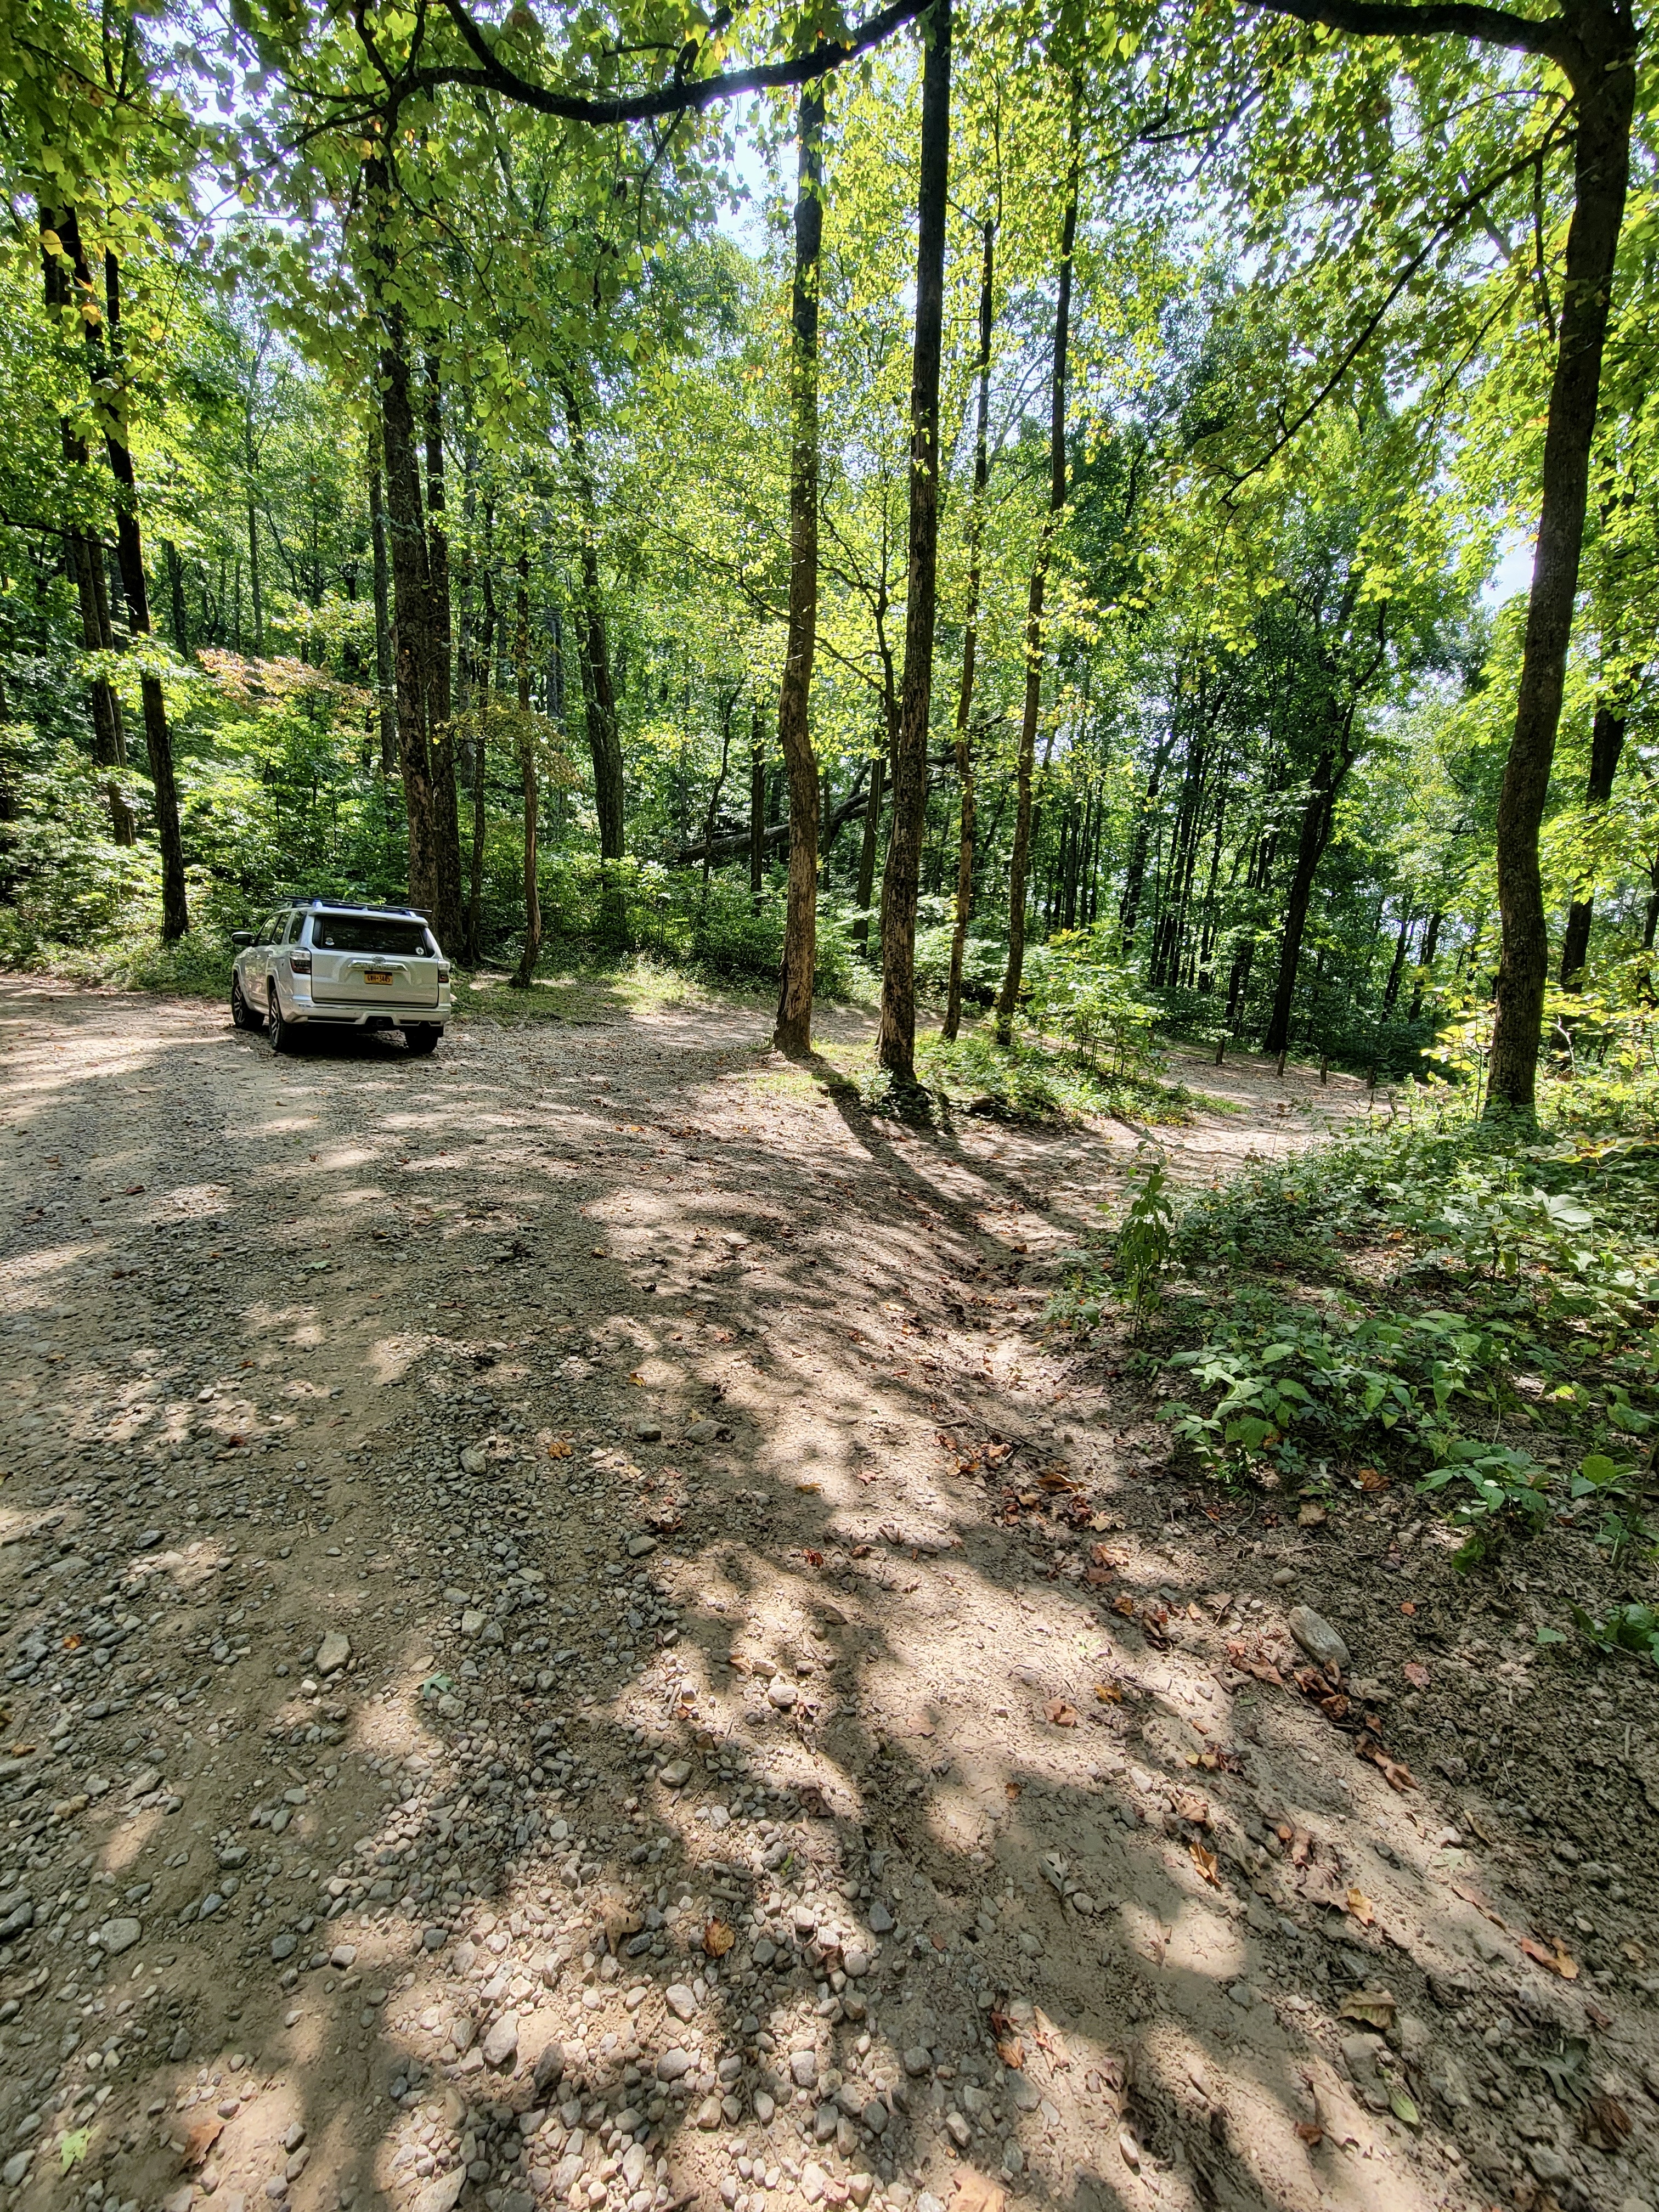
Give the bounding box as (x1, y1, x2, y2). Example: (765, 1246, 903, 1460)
(864, 1028, 1195, 1126)
(1050, 1086, 1659, 1655)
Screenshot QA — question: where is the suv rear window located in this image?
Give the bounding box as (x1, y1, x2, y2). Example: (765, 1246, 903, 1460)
(310, 916, 434, 957)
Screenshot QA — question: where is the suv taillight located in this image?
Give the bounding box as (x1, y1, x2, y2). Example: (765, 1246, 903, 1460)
(291, 948, 312, 974)
(436, 961, 451, 981)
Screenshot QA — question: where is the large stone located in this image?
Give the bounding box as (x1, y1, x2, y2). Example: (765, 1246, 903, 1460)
(1287, 1605, 1348, 1673)
(656, 2049, 692, 2083)
(482, 2013, 519, 2069)
(315, 1632, 351, 1677)
(664, 1984, 697, 2022)
(789, 2049, 818, 2090)
(414, 2173, 464, 2212)
(658, 1761, 691, 1790)
(97, 1916, 142, 1956)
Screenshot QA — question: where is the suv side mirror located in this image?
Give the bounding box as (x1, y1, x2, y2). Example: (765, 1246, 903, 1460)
(230, 930, 254, 947)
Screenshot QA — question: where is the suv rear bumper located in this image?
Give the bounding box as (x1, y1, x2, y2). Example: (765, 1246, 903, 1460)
(277, 983, 447, 1030)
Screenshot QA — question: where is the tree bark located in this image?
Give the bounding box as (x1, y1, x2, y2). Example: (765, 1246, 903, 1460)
(774, 86, 825, 1056)
(749, 704, 766, 910)
(510, 543, 540, 989)
(1380, 909, 1412, 1015)
(468, 533, 496, 968)
(1558, 701, 1626, 986)
(420, 362, 464, 950)
(377, 305, 440, 919)
(995, 117, 1078, 1045)
(1408, 908, 1441, 1021)
(88, 240, 188, 935)
(944, 214, 995, 1043)
(876, 0, 952, 1082)
(369, 459, 397, 776)
(1485, 21, 1633, 1111)
(1262, 724, 1355, 1056)
(853, 749, 886, 954)
(562, 386, 625, 868)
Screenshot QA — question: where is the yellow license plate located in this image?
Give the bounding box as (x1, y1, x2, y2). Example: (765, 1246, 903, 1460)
(364, 969, 393, 984)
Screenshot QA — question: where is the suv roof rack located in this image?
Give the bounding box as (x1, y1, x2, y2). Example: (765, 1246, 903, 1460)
(292, 898, 426, 917)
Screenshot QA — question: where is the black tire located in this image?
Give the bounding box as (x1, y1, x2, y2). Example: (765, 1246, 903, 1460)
(403, 1025, 441, 1057)
(230, 973, 263, 1031)
(268, 986, 295, 1055)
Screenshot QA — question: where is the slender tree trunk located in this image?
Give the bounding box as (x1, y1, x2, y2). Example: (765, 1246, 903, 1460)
(701, 692, 739, 904)
(561, 386, 625, 871)
(377, 308, 439, 918)
(1381, 910, 1412, 1015)
(1487, 33, 1634, 1114)
(87, 241, 188, 935)
(510, 544, 540, 989)
(749, 705, 766, 910)
(1558, 701, 1626, 985)
(876, 0, 952, 1082)
(853, 750, 886, 953)
(774, 86, 825, 1057)
(246, 490, 263, 657)
(1263, 729, 1353, 1056)
(165, 542, 189, 659)
(994, 115, 1078, 1047)
(944, 215, 996, 1043)
(369, 460, 397, 777)
(423, 362, 464, 950)
(1408, 909, 1441, 1021)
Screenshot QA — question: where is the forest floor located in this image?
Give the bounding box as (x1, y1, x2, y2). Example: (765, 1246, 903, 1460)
(1, 974, 1655, 2212)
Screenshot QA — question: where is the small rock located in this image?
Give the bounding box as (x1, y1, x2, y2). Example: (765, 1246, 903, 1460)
(790, 2049, 819, 2090)
(903, 2047, 932, 2079)
(1286, 1605, 1349, 1673)
(481, 2014, 518, 2069)
(868, 1902, 893, 1936)
(659, 1760, 691, 1789)
(768, 1678, 798, 1711)
(848, 2177, 874, 2208)
(98, 1916, 142, 1956)
(3, 2152, 33, 2189)
(685, 1420, 720, 1443)
(1271, 1566, 1294, 1588)
(459, 1446, 488, 1475)
(696, 2097, 722, 2130)
(753, 2091, 775, 2125)
(330, 1943, 357, 1970)
(1527, 2148, 1573, 2187)
(315, 1632, 351, 1677)
(1070, 1893, 1097, 1917)
(270, 1931, 298, 1965)
(842, 1946, 871, 1978)
(944, 2112, 971, 2149)
(533, 2044, 565, 2094)
(860, 2100, 887, 2136)
(665, 1984, 697, 2022)
(627, 1535, 658, 1559)
(800, 2163, 826, 2207)
(633, 1421, 662, 1444)
(656, 2049, 692, 2083)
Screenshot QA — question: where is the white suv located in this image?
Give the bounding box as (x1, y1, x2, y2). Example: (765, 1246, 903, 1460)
(230, 900, 451, 1054)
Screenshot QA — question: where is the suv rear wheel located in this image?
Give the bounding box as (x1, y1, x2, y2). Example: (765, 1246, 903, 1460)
(268, 986, 295, 1054)
(230, 974, 263, 1031)
(403, 1024, 441, 1056)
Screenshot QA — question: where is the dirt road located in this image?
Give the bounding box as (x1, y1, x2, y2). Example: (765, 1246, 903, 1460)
(1, 977, 1654, 2212)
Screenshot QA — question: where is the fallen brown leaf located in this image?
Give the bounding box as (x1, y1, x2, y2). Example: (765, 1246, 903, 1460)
(1521, 1934, 1579, 1979)
(1094, 1681, 1123, 1704)
(1190, 1840, 1220, 1885)
(1297, 1503, 1327, 1528)
(703, 1919, 736, 1958)
(795, 1784, 833, 1817)
(1581, 2096, 1630, 2151)
(1346, 1887, 1375, 1926)
(1401, 1661, 1431, 1690)
(1294, 2123, 1324, 2147)
(1043, 1698, 1079, 1727)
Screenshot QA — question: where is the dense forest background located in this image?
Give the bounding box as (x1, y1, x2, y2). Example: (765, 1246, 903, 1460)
(1, 0, 1654, 1114)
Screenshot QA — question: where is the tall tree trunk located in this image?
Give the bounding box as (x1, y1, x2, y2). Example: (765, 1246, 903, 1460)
(853, 749, 886, 953)
(1486, 30, 1634, 1114)
(774, 86, 825, 1057)
(561, 386, 625, 871)
(466, 506, 495, 966)
(1408, 909, 1441, 1021)
(994, 114, 1078, 1047)
(422, 362, 464, 950)
(749, 704, 766, 911)
(246, 490, 263, 657)
(1558, 701, 1626, 985)
(165, 541, 189, 659)
(1381, 909, 1412, 1015)
(369, 459, 397, 776)
(943, 214, 996, 1043)
(510, 544, 540, 989)
(88, 240, 187, 935)
(876, 0, 952, 1082)
(377, 294, 440, 920)
(1262, 724, 1354, 1056)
